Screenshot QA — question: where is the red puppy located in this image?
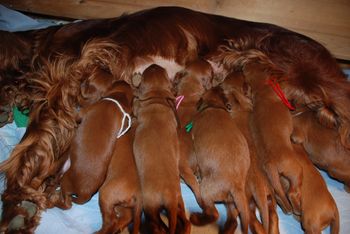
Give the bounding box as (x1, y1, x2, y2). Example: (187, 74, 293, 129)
(56, 80, 133, 208)
(243, 62, 303, 215)
(220, 71, 279, 234)
(173, 58, 213, 208)
(132, 64, 190, 234)
(283, 145, 339, 234)
(292, 110, 350, 192)
(188, 85, 250, 234)
(96, 124, 141, 234)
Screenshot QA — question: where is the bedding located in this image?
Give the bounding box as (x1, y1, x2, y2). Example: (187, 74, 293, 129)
(1, 5, 350, 234)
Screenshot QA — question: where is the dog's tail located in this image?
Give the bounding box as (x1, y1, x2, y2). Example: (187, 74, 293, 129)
(231, 186, 250, 234)
(330, 206, 340, 234)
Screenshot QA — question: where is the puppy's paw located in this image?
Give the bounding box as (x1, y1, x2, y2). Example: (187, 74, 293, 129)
(190, 212, 216, 226)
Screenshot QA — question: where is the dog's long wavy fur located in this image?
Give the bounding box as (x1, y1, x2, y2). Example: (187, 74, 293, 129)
(0, 38, 121, 230)
(212, 34, 350, 149)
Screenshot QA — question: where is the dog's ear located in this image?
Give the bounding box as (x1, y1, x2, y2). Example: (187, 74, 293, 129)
(131, 73, 142, 88)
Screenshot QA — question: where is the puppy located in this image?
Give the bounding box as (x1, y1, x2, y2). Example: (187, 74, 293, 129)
(132, 64, 190, 234)
(188, 85, 250, 234)
(96, 124, 141, 234)
(220, 71, 279, 234)
(243, 62, 303, 215)
(56, 80, 133, 208)
(282, 145, 339, 234)
(292, 110, 350, 192)
(173, 58, 213, 208)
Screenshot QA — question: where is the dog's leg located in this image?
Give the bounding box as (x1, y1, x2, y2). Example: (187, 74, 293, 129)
(248, 202, 266, 234)
(131, 199, 142, 234)
(263, 162, 292, 214)
(144, 207, 167, 234)
(221, 202, 238, 234)
(267, 196, 279, 234)
(175, 197, 191, 234)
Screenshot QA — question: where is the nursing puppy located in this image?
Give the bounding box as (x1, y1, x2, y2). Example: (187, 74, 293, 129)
(132, 64, 190, 234)
(96, 124, 141, 234)
(282, 145, 339, 234)
(220, 71, 279, 234)
(188, 85, 250, 234)
(292, 110, 350, 192)
(56, 80, 133, 208)
(243, 62, 303, 215)
(173, 59, 213, 207)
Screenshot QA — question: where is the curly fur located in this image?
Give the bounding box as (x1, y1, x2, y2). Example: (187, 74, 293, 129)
(0, 38, 121, 233)
(211, 34, 350, 149)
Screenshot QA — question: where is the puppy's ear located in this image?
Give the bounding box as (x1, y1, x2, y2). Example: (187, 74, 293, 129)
(131, 73, 142, 88)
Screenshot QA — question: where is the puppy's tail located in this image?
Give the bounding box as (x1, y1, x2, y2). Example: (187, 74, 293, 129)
(330, 206, 340, 234)
(231, 187, 250, 234)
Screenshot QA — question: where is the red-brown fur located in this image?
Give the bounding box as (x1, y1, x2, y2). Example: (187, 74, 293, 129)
(173, 58, 213, 210)
(282, 145, 339, 234)
(0, 39, 121, 232)
(96, 125, 141, 234)
(56, 80, 133, 208)
(189, 85, 250, 234)
(242, 62, 303, 215)
(220, 71, 279, 234)
(132, 64, 190, 234)
(292, 110, 350, 192)
(1, 6, 349, 231)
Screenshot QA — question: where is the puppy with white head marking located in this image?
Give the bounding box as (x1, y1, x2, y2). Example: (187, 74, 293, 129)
(132, 64, 190, 234)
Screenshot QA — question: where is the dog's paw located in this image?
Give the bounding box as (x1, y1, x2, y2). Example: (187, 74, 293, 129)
(190, 212, 217, 226)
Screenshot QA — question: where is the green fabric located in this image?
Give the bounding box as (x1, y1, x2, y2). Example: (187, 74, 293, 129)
(13, 106, 29, 128)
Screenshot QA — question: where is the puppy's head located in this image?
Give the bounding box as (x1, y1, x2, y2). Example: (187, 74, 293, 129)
(220, 71, 253, 111)
(133, 64, 173, 99)
(79, 67, 114, 106)
(199, 86, 232, 112)
(173, 59, 213, 96)
(105, 80, 134, 107)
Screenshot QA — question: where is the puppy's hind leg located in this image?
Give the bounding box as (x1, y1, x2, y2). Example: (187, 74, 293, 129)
(221, 202, 238, 234)
(175, 197, 191, 234)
